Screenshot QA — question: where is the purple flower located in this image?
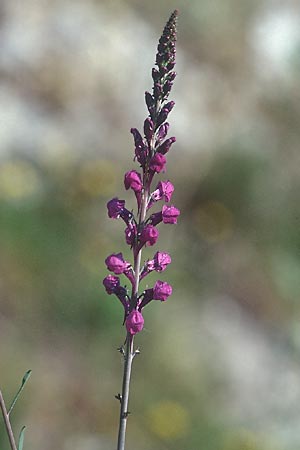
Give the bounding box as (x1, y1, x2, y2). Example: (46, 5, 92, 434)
(125, 310, 144, 335)
(157, 137, 176, 155)
(162, 204, 180, 224)
(103, 11, 179, 339)
(149, 153, 166, 173)
(107, 197, 132, 225)
(153, 251, 172, 271)
(140, 225, 159, 247)
(105, 253, 130, 274)
(107, 198, 125, 219)
(141, 251, 172, 279)
(153, 280, 172, 301)
(103, 275, 120, 294)
(124, 170, 143, 193)
(149, 180, 174, 206)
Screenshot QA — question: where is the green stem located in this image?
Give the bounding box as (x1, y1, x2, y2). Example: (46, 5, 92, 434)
(0, 389, 18, 450)
(116, 335, 134, 450)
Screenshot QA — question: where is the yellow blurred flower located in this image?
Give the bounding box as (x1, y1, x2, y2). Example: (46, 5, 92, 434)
(0, 160, 42, 200)
(222, 429, 278, 450)
(146, 400, 189, 440)
(194, 200, 233, 243)
(78, 160, 119, 197)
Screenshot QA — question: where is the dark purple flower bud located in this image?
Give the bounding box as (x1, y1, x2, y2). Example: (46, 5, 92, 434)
(149, 153, 166, 173)
(156, 108, 169, 127)
(167, 71, 176, 82)
(156, 53, 164, 65)
(157, 122, 170, 142)
(153, 280, 172, 301)
(144, 118, 154, 141)
(159, 65, 168, 76)
(157, 42, 166, 53)
(152, 68, 160, 82)
(135, 146, 148, 167)
(124, 170, 143, 193)
(125, 223, 137, 246)
(163, 81, 173, 97)
(149, 211, 162, 226)
(140, 224, 159, 247)
(157, 137, 176, 155)
(130, 127, 143, 147)
(103, 275, 120, 294)
(165, 101, 175, 112)
(145, 91, 155, 117)
(107, 198, 125, 219)
(125, 309, 144, 335)
(157, 101, 175, 127)
(167, 61, 176, 71)
(162, 204, 180, 224)
(154, 83, 163, 99)
(105, 253, 130, 274)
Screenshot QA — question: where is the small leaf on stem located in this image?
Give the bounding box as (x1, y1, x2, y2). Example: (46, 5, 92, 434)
(18, 426, 26, 450)
(8, 370, 32, 416)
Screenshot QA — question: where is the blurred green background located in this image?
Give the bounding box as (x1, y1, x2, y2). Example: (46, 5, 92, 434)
(0, 0, 300, 449)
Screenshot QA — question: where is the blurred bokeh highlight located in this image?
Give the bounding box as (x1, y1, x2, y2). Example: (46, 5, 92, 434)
(0, 1, 300, 449)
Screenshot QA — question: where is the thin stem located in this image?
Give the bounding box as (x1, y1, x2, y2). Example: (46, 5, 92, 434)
(117, 335, 134, 450)
(116, 184, 149, 450)
(0, 389, 18, 450)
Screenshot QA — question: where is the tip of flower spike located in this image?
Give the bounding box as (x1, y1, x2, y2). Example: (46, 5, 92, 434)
(167, 10, 179, 27)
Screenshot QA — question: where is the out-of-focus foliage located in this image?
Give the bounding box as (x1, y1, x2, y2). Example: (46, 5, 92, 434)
(0, 1, 300, 449)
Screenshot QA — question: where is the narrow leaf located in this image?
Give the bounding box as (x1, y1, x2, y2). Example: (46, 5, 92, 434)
(18, 426, 26, 450)
(8, 370, 32, 415)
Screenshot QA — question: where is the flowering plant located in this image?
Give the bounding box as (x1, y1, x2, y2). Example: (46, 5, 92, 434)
(103, 10, 179, 450)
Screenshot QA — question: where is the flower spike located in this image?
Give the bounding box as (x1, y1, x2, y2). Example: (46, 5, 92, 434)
(103, 12, 179, 450)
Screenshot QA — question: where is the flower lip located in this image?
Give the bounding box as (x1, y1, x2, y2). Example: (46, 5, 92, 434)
(107, 198, 125, 219)
(125, 310, 144, 335)
(153, 280, 172, 301)
(149, 153, 166, 173)
(153, 251, 172, 271)
(156, 180, 174, 202)
(162, 204, 180, 224)
(140, 224, 159, 247)
(105, 253, 129, 274)
(124, 170, 143, 193)
(103, 275, 120, 294)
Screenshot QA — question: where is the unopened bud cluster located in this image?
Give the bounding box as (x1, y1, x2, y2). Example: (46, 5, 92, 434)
(103, 10, 179, 335)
